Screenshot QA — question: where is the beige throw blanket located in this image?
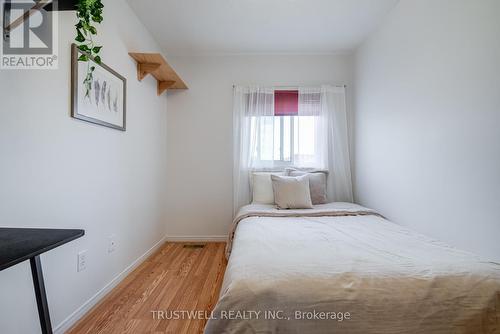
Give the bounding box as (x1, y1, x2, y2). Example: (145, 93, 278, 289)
(206, 203, 500, 333)
(225, 202, 381, 258)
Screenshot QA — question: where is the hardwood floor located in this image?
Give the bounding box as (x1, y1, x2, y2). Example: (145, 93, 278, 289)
(68, 242, 227, 334)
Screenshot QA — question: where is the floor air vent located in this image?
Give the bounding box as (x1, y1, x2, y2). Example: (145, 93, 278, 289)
(183, 244, 205, 249)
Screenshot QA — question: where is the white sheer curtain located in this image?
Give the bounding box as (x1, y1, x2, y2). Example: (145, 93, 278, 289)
(298, 86, 353, 203)
(233, 86, 275, 214)
(233, 85, 353, 215)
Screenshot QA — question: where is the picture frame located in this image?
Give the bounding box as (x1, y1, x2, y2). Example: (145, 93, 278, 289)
(71, 43, 126, 131)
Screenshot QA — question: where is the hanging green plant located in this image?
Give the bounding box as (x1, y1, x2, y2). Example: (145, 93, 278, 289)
(75, 0, 104, 98)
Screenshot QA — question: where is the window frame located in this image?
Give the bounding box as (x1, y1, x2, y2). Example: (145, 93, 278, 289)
(253, 115, 296, 167)
(251, 89, 320, 169)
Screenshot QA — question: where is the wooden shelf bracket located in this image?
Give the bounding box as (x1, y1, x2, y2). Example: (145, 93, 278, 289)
(3, 0, 51, 40)
(158, 81, 176, 96)
(138, 62, 161, 81)
(3, 0, 78, 41)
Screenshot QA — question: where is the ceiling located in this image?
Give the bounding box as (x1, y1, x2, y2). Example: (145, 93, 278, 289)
(127, 0, 399, 56)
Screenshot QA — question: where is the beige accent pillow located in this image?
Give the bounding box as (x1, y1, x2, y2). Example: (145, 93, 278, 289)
(271, 175, 313, 209)
(286, 169, 328, 205)
(251, 172, 284, 204)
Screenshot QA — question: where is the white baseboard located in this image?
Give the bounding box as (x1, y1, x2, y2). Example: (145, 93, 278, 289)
(54, 235, 167, 334)
(164, 235, 227, 242)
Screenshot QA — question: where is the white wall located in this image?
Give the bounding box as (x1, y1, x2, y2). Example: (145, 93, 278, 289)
(0, 1, 168, 333)
(165, 55, 354, 238)
(354, 0, 500, 260)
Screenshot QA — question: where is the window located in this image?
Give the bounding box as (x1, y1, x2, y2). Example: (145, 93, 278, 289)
(250, 90, 322, 168)
(234, 85, 352, 210)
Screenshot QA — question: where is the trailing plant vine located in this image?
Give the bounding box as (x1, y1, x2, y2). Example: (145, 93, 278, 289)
(75, 0, 104, 98)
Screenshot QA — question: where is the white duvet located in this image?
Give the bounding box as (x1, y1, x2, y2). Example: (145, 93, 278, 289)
(205, 203, 500, 333)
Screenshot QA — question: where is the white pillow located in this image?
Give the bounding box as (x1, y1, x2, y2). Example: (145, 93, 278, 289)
(286, 168, 328, 205)
(251, 172, 284, 204)
(271, 175, 313, 209)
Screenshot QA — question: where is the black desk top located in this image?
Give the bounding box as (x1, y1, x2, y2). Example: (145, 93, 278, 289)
(0, 228, 85, 271)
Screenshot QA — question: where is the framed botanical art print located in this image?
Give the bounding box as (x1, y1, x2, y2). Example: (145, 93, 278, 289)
(71, 43, 126, 131)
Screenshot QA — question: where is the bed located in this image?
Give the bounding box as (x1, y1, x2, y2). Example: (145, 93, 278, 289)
(205, 202, 500, 333)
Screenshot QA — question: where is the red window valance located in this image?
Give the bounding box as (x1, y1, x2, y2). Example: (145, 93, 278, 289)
(274, 90, 298, 116)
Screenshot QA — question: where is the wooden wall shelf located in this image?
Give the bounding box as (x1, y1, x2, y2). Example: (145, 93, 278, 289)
(3, 0, 77, 41)
(128, 52, 188, 95)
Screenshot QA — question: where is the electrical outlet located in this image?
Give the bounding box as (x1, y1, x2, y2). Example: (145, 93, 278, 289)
(108, 234, 117, 253)
(77, 250, 87, 272)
